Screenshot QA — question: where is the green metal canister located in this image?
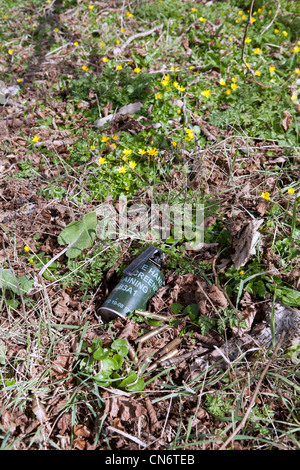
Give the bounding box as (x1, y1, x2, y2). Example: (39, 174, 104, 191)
(98, 246, 164, 322)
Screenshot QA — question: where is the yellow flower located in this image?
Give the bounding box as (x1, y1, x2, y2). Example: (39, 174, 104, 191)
(147, 147, 158, 156)
(219, 78, 226, 86)
(250, 16, 256, 24)
(191, 8, 197, 12)
(232, 76, 238, 83)
(245, 37, 252, 43)
(177, 85, 185, 92)
(226, 89, 231, 95)
(239, 270, 244, 275)
(238, 10, 243, 15)
(172, 141, 177, 147)
(74, 42, 79, 46)
(123, 148, 132, 156)
(8, 49, 13, 55)
(162, 77, 169, 86)
(295, 68, 300, 75)
(292, 46, 300, 53)
(125, 187, 129, 191)
(101, 136, 109, 143)
(17, 78, 23, 82)
(99, 42, 105, 47)
(229, 37, 233, 42)
(102, 57, 109, 62)
(242, 15, 247, 20)
(129, 161, 137, 169)
(288, 188, 295, 195)
(24, 245, 30, 252)
(231, 83, 238, 90)
(126, 11, 133, 17)
(201, 89, 211, 98)
(171, 67, 179, 71)
(199, 17, 206, 22)
(261, 192, 270, 201)
(118, 166, 127, 174)
(291, 94, 297, 101)
(269, 66, 276, 73)
(82, 65, 89, 71)
(98, 157, 107, 165)
(89, 4, 94, 9)
(134, 67, 141, 73)
(253, 48, 262, 54)
(282, 31, 288, 37)
(90, 145, 95, 149)
(121, 28, 125, 33)
(116, 40, 120, 44)
(54, 28, 59, 33)
(255, 70, 261, 76)
(116, 64, 123, 70)
(274, 29, 279, 34)
(177, 109, 181, 114)
(32, 135, 40, 143)
(155, 93, 162, 100)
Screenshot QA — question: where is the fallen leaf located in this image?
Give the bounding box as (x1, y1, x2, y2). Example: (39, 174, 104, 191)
(282, 110, 293, 131)
(231, 219, 263, 269)
(94, 102, 143, 128)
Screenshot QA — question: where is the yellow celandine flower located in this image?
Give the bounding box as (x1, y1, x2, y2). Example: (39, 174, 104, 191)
(177, 85, 185, 92)
(232, 76, 238, 83)
(82, 65, 89, 71)
(90, 145, 95, 149)
(253, 48, 262, 54)
(292, 46, 300, 53)
(123, 148, 132, 156)
(191, 8, 197, 12)
(126, 11, 133, 17)
(199, 17, 206, 22)
(102, 57, 109, 62)
(231, 83, 238, 90)
(155, 93, 162, 100)
(201, 89, 211, 98)
(288, 188, 295, 195)
(138, 149, 146, 155)
(238, 10, 243, 15)
(261, 192, 270, 201)
(122, 156, 127, 161)
(32, 136, 40, 143)
(74, 42, 79, 46)
(236, 18, 241, 23)
(17, 78, 22, 82)
(226, 89, 231, 95)
(99, 42, 105, 47)
(121, 28, 125, 33)
(129, 161, 137, 169)
(125, 187, 129, 191)
(116, 64, 123, 70)
(147, 147, 158, 156)
(229, 37, 233, 41)
(171, 67, 179, 71)
(134, 67, 141, 73)
(101, 136, 109, 143)
(269, 66, 276, 73)
(54, 28, 59, 32)
(245, 37, 252, 43)
(177, 109, 181, 114)
(291, 94, 297, 101)
(239, 271, 244, 275)
(274, 29, 279, 34)
(295, 68, 300, 75)
(250, 16, 256, 23)
(24, 245, 30, 252)
(172, 141, 177, 147)
(116, 40, 120, 44)
(242, 15, 247, 20)
(89, 4, 94, 9)
(282, 31, 288, 37)
(98, 157, 107, 165)
(8, 49, 13, 55)
(219, 78, 226, 86)
(162, 77, 169, 86)
(118, 166, 127, 174)
(255, 70, 261, 76)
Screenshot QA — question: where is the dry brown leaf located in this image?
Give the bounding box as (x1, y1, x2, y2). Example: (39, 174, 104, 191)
(32, 395, 48, 425)
(231, 219, 263, 269)
(282, 110, 293, 131)
(208, 285, 228, 309)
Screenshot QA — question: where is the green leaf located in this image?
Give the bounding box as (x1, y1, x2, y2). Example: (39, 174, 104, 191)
(0, 269, 33, 294)
(57, 211, 97, 258)
(170, 302, 183, 314)
(183, 303, 199, 320)
(126, 377, 145, 392)
(119, 370, 137, 388)
(111, 338, 129, 357)
(93, 346, 110, 360)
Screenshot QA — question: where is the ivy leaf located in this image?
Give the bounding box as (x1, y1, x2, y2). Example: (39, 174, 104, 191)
(57, 211, 97, 258)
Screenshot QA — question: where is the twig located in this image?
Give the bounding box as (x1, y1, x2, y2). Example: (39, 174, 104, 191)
(106, 426, 147, 448)
(261, 1, 281, 35)
(219, 331, 286, 450)
(114, 24, 163, 55)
